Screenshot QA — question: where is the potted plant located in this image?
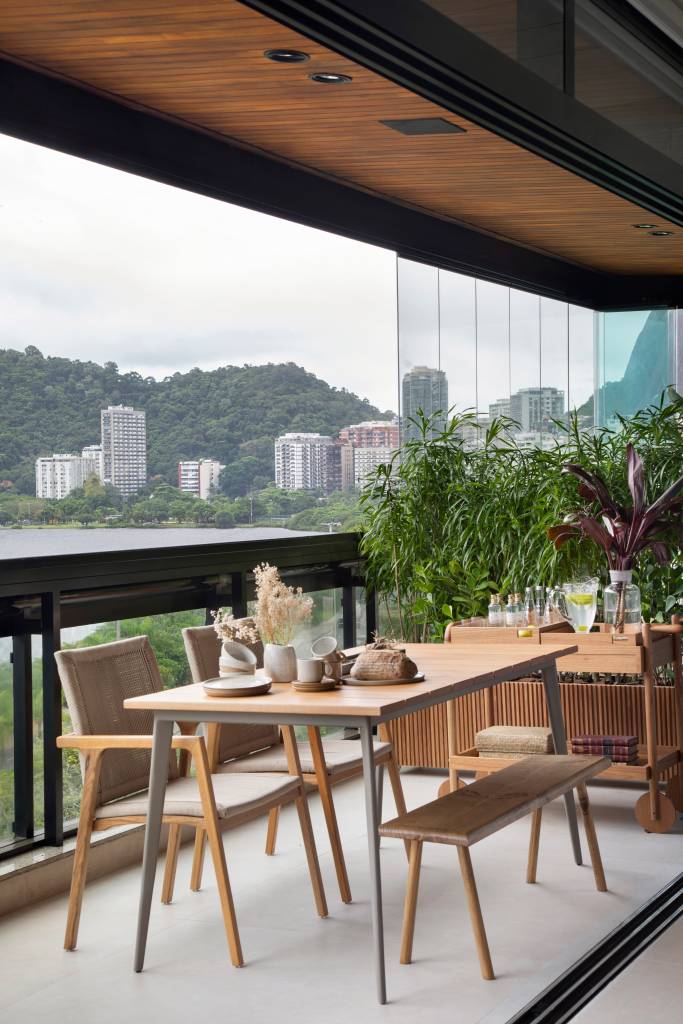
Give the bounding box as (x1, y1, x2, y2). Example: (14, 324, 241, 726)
(253, 562, 313, 682)
(548, 443, 683, 632)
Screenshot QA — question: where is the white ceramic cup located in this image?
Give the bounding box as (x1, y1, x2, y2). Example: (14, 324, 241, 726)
(296, 658, 325, 683)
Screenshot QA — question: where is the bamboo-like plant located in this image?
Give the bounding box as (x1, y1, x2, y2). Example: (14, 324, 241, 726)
(548, 443, 683, 630)
(360, 392, 683, 641)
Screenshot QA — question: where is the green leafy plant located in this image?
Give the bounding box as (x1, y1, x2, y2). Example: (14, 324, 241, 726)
(360, 392, 683, 641)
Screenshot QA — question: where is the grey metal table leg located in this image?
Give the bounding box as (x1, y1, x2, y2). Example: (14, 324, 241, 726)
(360, 718, 387, 1005)
(134, 716, 174, 972)
(542, 662, 582, 866)
(376, 763, 385, 841)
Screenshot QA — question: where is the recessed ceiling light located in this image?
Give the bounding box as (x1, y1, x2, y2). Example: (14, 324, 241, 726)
(649, 230, 674, 236)
(632, 223, 655, 229)
(264, 48, 310, 63)
(309, 72, 352, 84)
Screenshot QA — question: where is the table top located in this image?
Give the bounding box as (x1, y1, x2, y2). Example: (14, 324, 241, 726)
(124, 641, 578, 720)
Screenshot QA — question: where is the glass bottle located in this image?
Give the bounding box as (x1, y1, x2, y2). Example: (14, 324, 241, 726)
(523, 586, 535, 625)
(603, 570, 642, 631)
(513, 592, 525, 626)
(504, 594, 517, 628)
(534, 585, 545, 624)
(488, 593, 504, 626)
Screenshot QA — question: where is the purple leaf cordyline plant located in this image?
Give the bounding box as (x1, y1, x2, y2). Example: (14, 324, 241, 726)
(548, 444, 683, 631)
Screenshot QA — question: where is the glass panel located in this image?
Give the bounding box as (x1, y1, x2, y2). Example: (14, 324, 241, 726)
(424, 0, 565, 88)
(0, 640, 13, 845)
(568, 303, 595, 428)
(509, 289, 541, 442)
(438, 270, 477, 416)
(540, 297, 569, 438)
(594, 309, 672, 427)
(476, 280, 511, 430)
(575, 0, 683, 165)
(397, 259, 445, 441)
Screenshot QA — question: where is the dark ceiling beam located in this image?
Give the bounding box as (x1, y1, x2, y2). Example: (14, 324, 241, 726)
(241, 0, 683, 227)
(0, 56, 681, 309)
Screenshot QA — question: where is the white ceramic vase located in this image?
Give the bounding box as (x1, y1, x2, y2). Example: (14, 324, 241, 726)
(263, 643, 297, 683)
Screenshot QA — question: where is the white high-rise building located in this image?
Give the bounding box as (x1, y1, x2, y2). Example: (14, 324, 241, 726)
(178, 458, 224, 499)
(274, 433, 336, 491)
(35, 454, 85, 499)
(101, 405, 147, 498)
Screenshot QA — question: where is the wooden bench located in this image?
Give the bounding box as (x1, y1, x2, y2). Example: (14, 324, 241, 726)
(379, 754, 608, 980)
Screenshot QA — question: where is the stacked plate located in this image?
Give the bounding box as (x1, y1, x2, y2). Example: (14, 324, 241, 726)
(203, 676, 272, 698)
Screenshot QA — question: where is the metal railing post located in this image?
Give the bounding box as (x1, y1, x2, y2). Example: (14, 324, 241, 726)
(12, 634, 34, 839)
(41, 590, 62, 845)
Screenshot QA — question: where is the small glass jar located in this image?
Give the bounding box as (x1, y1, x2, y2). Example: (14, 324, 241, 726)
(603, 570, 642, 630)
(488, 594, 504, 626)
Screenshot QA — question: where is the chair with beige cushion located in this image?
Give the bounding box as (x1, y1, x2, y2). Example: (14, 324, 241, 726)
(55, 636, 327, 966)
(183, 622, 408, 903)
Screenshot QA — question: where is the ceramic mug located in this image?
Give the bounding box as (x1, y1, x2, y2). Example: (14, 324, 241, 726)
(296, 658, 325, 683)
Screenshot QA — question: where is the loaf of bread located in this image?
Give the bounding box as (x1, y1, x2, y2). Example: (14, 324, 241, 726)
(349, 647, 418, 680)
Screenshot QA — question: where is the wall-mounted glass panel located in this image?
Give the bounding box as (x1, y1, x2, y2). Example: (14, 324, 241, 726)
(594, 308, 673, 427)
(424, 0, 564, 88)
(396, 259, 445, 441)
(575, 0, 683, 165)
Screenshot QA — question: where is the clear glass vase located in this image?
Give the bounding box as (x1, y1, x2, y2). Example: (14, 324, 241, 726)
(603, 570, 641, 632)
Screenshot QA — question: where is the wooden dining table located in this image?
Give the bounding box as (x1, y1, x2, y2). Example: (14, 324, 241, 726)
(125, 640, 578, 1004)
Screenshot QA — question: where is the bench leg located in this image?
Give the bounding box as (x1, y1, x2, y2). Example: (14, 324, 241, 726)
(576, 784, 607, 892)
(457, 846, 495, 980)
(400, 840, 423, 964)
(526, 809, 543, 884)
(265, 806, 280, 856)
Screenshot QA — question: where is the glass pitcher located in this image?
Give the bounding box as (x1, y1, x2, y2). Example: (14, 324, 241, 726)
(556, 579, 599, 634)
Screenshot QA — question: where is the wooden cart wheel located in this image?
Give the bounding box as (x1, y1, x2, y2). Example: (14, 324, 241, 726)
(634, 792, 676, 833)
(666, 776, 683, 813)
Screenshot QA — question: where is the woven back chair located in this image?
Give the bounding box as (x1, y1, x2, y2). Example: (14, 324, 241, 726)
(55, 635, 326, 964)
(183, 621, 408, 905)
(183, 622, 280, 762)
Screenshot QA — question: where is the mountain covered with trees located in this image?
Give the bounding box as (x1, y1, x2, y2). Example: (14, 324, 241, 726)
(0, 347, 391, 495)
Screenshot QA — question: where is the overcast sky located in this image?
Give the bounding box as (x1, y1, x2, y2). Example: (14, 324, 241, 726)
(0, 132, 399, 411)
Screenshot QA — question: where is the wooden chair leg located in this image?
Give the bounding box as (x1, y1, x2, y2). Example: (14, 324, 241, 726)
(64, 750, 103, 951)
(190, 828, 206, 892)
(379, 724, 410, 859)
(283, 726, 328, 917)
(526, 808, 543, 884)
(307, 726, 351, 904)
(400, 840, 423, 964)
(161, 824, 182, 904)
(576, 784, 607, 892)
(265, 806, 280, 856)
(457, 846, 495, 980)
(194, 742, 243, 967)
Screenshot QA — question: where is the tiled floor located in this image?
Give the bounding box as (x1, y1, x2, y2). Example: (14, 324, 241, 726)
(573, 915, 683, 1024)
(0, 771, 681, 1024)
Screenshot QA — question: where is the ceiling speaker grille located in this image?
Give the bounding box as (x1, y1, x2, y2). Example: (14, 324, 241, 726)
(379, 117, 466, 136)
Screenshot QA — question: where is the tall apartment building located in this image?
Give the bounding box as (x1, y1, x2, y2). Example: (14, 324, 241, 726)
(339, 420, 399, 449)
(35, 453, 90, 499)
(178, 458, 224, 499)
(488, 398, 511, 421)
(401, 365, 448, 440)
(101, 405, 147, 498)
(509, 387, 565, 433)
(274, 433, 338, 492)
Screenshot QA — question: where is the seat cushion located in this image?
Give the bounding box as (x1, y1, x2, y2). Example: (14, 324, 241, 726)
(217, 738, 392, 776)
(95, 772, 299, 820)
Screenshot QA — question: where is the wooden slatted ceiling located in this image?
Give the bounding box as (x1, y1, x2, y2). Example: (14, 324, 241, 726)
(0, 0, 680, 276)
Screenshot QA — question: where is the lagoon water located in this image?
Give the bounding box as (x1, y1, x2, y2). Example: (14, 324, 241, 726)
(0, 526, 317, 560)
